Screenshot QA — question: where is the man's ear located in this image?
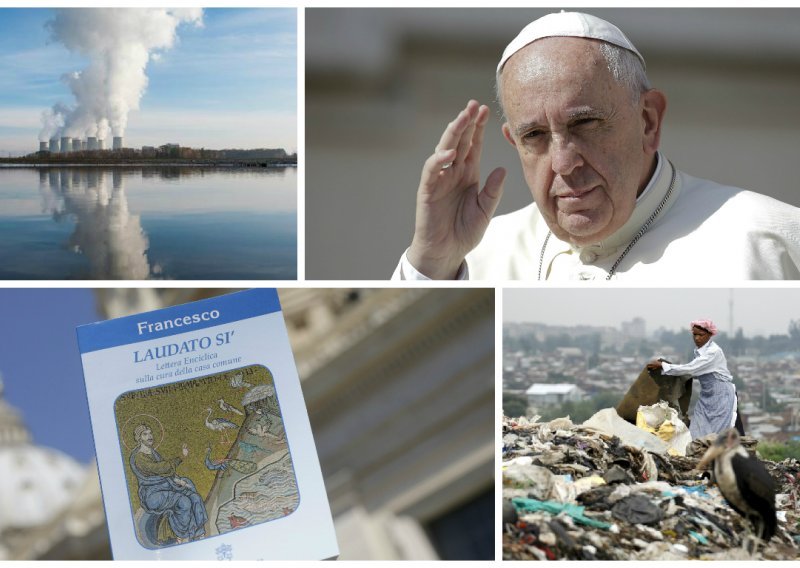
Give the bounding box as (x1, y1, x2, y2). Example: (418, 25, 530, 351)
(641, 89, 667, 154)
(502, 122, 517, 147)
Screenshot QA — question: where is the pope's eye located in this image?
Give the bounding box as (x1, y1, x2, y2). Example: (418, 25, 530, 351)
(523, 130, 544, 139)
(573, 118, 598, 127)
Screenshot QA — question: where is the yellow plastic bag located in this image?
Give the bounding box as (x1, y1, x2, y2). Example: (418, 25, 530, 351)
(636, 401, 691, 456)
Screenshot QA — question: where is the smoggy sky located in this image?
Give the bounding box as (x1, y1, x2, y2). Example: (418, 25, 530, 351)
(504, 287, 800, 338)
(0, 8, 296, 156)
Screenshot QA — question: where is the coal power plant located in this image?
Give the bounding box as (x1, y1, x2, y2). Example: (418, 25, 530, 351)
(36, 9, 202, 163)
(39, 136, 123, 154)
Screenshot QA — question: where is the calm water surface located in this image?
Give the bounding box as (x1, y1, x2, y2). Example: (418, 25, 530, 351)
(0, 167, 296, 279)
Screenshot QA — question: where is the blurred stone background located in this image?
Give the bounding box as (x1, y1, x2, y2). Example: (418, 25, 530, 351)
(305, 8, 800, 279)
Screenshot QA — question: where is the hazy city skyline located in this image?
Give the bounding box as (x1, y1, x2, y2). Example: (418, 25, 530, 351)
(504, 288, 800, 337)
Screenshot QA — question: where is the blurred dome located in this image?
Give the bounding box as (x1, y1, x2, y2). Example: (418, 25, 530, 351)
(0, 376, 85, 532)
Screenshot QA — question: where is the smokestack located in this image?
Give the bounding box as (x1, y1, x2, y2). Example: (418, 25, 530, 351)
(60, 137, 71, 153)
(87, 137, 97, 151)
(39, 141, 48, 152)
(49, 139, 59, 153)
(38, 10, 202, 151)
(113, 136, 123, 151)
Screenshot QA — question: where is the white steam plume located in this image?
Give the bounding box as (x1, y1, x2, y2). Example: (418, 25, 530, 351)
(39, 8, 203, 142)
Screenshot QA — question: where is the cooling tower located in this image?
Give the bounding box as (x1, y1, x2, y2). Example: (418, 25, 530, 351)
(87, 137, 97, 151)
(112, 136, 123, 151)
(73, 138, 82, 151)
(49, 139, 59, 153)
(39, 141, 48, 152)
(60, 137, 71, 153)
(97, 139, 105, 150)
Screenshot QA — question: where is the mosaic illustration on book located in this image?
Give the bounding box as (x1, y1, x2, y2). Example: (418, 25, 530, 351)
(114, 365, 299, 549)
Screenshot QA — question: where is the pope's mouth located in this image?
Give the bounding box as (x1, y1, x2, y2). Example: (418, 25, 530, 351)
(555, 186, 602, 213)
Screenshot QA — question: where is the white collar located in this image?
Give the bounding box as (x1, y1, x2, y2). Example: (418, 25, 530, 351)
(567, 152, 681, 260)
(695, 340, 715, 355)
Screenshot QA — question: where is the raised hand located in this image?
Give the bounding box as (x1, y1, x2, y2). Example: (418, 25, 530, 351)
(406, 100, 506, 279)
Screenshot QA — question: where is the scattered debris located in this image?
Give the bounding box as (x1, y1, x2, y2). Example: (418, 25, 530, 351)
(503, 413, 800, 560)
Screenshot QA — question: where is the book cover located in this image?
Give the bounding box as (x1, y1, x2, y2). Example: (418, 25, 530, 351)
(76, 289, 338, 560)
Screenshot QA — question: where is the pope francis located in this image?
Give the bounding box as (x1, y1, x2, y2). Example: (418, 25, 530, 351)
(393, 12, 800, 281)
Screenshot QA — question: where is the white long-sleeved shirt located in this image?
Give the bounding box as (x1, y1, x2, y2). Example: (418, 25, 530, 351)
(660, 341, 732, 381)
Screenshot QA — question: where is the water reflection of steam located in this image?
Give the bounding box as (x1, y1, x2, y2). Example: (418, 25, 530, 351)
(39, 169, 151, 279)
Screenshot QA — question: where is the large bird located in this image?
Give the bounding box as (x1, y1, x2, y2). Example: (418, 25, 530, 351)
(698, 428, 777, 545)
(204, 408, 238, 444)
(217, 398, 244, 416)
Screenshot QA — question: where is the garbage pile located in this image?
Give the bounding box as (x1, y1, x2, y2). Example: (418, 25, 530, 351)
(503, 412, 800, 560)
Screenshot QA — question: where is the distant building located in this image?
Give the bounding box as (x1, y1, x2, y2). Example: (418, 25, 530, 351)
(140, 146, 156, 158)
(622, 317, 646, 339)
(178, 147, 196, 159)
(158, 143, 180, 158)
(555, 347, 583, 361)
(526, 383, 585, 407)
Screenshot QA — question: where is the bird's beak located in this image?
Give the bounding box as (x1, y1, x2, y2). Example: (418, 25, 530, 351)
(697, 445, 724, 470)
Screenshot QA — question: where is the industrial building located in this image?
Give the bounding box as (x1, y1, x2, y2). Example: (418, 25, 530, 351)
(39, 136, 123, 154)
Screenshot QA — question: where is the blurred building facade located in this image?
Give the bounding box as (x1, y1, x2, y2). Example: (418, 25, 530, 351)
(280, 288, 494, 559)
(0, 288, 494, 560)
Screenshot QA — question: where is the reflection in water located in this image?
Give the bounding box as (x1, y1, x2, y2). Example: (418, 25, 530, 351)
(2, 166, 295, 280)
(38, 168, 151, 279)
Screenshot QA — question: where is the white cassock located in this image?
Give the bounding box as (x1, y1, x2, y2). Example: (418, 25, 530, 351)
(393, 153, 800, 281)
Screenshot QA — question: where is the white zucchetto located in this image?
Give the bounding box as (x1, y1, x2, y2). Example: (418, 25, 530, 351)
(498, 11, 645, 72)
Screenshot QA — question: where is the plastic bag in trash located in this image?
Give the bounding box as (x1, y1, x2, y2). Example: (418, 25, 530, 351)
(636, 401, 692, 456)
(611, 494, 664, 525)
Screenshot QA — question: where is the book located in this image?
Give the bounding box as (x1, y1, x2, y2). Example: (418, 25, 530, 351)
(76, 289, 338, 560)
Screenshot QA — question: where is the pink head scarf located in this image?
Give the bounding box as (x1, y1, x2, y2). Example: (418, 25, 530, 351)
(691, 319, 718, 336)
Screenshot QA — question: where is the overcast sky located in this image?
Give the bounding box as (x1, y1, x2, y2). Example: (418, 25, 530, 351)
(504, 288, 800, 337)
